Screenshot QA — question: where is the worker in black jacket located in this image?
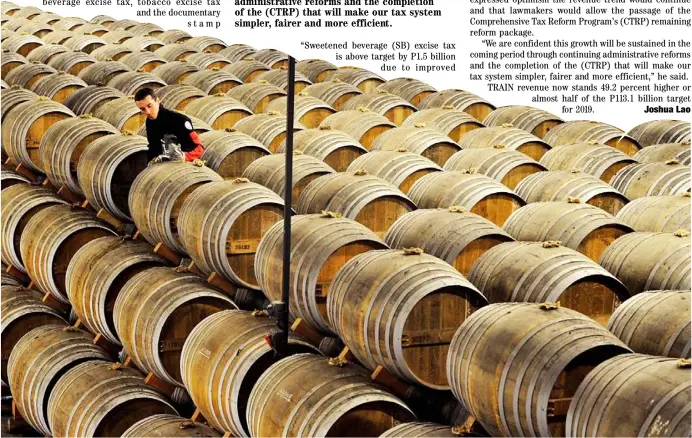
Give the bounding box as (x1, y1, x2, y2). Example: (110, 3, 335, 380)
(134, 87, 205, 163)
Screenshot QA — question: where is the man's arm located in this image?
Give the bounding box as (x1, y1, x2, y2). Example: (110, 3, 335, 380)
(174, 115, 204, 153)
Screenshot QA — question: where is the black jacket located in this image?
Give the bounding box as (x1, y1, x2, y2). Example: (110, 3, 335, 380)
(145, 105, 202, 161)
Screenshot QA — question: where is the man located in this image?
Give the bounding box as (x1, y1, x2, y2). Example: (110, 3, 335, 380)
(134, 87, 205, 163)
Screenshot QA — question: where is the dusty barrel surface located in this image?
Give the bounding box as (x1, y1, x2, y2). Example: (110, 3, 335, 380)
(276, 127, 367, 172)
(0, 165, 30, 190)
(0, 285, 66, 385)
(93, 95, 146, 132)
(106, 70, 166, 95)
(598, 231, 691, 295)
(181, 310, 319, 436)
(319, 109, 396, 149)
(178, 179, 284, 289)
(633, 141, 691, 165)
(295, 58, 337, 83)
(122, 414, 221, 437)
(539, 142, 638, 183)
(198, 129, 270, 178)
(0, 50, 28, 78)
(155, 84, 205, 110)
(128, 162, 223, 253)
(342, 91, 417, 126)
(1, 184, 67, 272)
(39, 115, 119, 195)
(370, 125, 461, 167)
(247, 354, 416, 437)
(296, 171, 416, 238)
(30, 71, 88, 103)
(120, 51, 166, 72)
(542, 120, 641, 156)
(66, 236, 167, 345)
(77, 60, 131, 86)
(47, 359, 177, 438)
(218, 43, 256, 62)
(151, 61, 199, 85)
(122, 36, 164, 52)
(418, 89, 496, 121)
(376, 77, 437, 106)
(183, 94, 252, 129)
(2, 33, 43, 57)
(20, 204, 116, 303)
(447, 302, 631, 437)
(444, 147, 546, 190)
(222, 59, 270, 82)
(63, 34, 106, 54)
(324, 67, 386, 92)
(616, 194, 691, 233)
(128, 22, 164, 37)
(255, 213, 387, 334)
(514, 170, 629, 216)
(157, 29, 192, 44)
(8, 324, 111, 436)
(607, 290, 690, 358)
(380, 422, 457, 437)
(252, 68, 312, 93)
(328, 249, 487, 389)
(185, 36, 226, 53)
(265, 94, 336, 129)
(182, 69, 242, 94)
(385, 207, 514, 276)
(609, 161, 691, 199)
(503, 202, 633, 261)
(0, 86, 36, 122)
(225, 82, 286, 113)
(233, 112, 307, 152)
(346, 150, 441, 194)
(154, 44, 198, 62)
(113, 266, 237, 386)
(301, 79, 363, 110)
(63, 84, 124, 115)
(468, 241, 629, 326)
(77, 132, 149, 221)
(566, 354, 691, 437)
(25, 44, 69, 64)
(408, 171, 524, 226)
(456, 125, 553, 161)
(627, 119, 690, 147)
(401, 107, 484, 143)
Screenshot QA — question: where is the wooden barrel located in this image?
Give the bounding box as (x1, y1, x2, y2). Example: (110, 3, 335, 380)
(483, 105, 564, 138)
(154, 43, 198, 62)
(296, 58, 337, 83)
(319, 109, 396, 149)
(128, 162, 222, 253)
(296, 171, 416, 238)
(252, 68, 312, 93)
(185, 52, 231, 70)
(178, 179, 284, 289)
(34, 12, 62, 25)
(633, 141, 691, 165)
(48, 50, 95, 75)
(4, 61, 57, 89)
(401, 108, 484, 143)
(39, 115, 119, 194)
(469, 241, 629, 325)
(251, 48, 287, 68)
(181, 310, 319, 436)
(1, 268, 22, 286)
(566, 354, 691, 437)
(183, 95, 252, 129)
(301, 79, 363, 110)
(25, 43, 67, 63)
(77, 132, 149, 221)
(543, 120, 641, 156)
(615, 194, 690, 232)
(514, 170, 629, 216)
(346, 150, 441, 194)
(21, 204, 115, 302)
(1, 28, 16, 42)
(408, 171, 525, 226)
(249, 354, 415, 436)
(129, 23, 164, 37)
(242, 153, 335, 206)
(198, 129, 270, 178)
(385, 207, 514, 275)
(218, 43, 256, 62)
(123, 414, 221, 437)
(1, 2, 20, 15)
(225, 82, 286, 113)
(610, 161, 690, 199)
(539, 142, 637, 183)
(444, 147, 546, 190)
(264, 94, 336, 129)
(16, 22, 53, 38)
(151, 61, 199, 85)
(1, 86, 36, 122)
(93, 95, 146, 132)
(276, 127, 366, 171)
(109, 19, 139, 31)
(155, 84, 205, 110)
(63, 84, 124, 115)
(77, 60, 131, 86)
(63, 34, 105, 54)
(8, 324, 111, 436)
(447, 302, 631, 437)
(456, 125, 552, 161)
(324, 67, 385, 92)
(328, 248, 486, 389)
(0, 285, 67, 384)
(1, 184, 67, 271)
(607, 290, 690, 358)
(47, 360, 178, 437)
(222, 59, 269, 82)
(184, 36, 226, 53)
(182, 69, 242, 94)
(31, 70, 86, 103)
(157, 29, 192, 45)
(419, 89, 495, 121)
(2, 97, 75, 173)
(101, 29, 135, 44)
(90, 14, 116, 26)
(123, 36, 164, 53)
(376, 77, 437, 107)
(256, 213, 386, 334)
(0, 49, 27, 77)
(120, 51, 166, 72)
(342, 91, 417, 126)
(598, 231, 691, 294)
(381, 423, 457, 437)
(503, 201, 633, 261)
(52, 17, 87, 31)
(233, 112, 306, 152)
(114, 266, 236, 385)
(41, 30, 78, 46)
(1, 33, 43, 56)
(66, 236, 167, 345)
(106, 70, 165, 94)
(1, 165, 30, 190)
(74, 23, 109, 36)
(137, 112, 212, 137)
(627, 119, 690, 147)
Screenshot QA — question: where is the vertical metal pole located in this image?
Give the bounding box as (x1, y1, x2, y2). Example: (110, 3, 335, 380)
(280, 56, 296, 355)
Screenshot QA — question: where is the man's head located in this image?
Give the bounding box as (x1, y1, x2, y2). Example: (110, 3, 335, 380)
(134, 87, 160, 120)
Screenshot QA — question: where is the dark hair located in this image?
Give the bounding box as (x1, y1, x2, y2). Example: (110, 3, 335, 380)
(134, 87, 157, 101)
